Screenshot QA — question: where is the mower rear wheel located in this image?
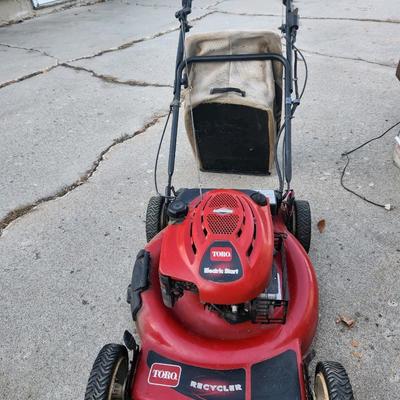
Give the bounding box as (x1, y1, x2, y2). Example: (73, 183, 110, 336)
(145, 196, 166, 242)
(85, 343, 129, 400)
(314, 361, 354, 400)
(292, 200, 311, 253)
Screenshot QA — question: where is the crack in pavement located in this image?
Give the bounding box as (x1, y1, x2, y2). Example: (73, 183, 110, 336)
(0, 111, 169, 237)
(0, 42, 61, 90)
(303, 15, 400, 24)
(299, 48, 394, 68)
(1, 6, 394, 92)
(0, 0, 105, 27)
(0, 4, 395, 239)
(67, 10, 216, 63)
(133, 2, 179, 9)
(133, 0, 227, 10)
(214, 10, 400, 24)
(0, 63, 59, 90)
(0, 43, 58, 59)
(207, 0, 228, 9)
(0, 10, 216, 90)
(61, 63, 173, 88)
(0, 43, 61, 90)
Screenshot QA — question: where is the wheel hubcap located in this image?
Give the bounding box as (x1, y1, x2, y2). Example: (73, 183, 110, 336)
(108, 357, 128, 400)
(314, 372, 329, 400)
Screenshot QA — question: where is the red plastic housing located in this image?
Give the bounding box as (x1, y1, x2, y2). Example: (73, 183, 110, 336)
(159, 190, 274, 304)
(131, 212, 318, 400)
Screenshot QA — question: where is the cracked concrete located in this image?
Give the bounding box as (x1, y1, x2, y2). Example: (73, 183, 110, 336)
(216, 10, 400, 25)
(0, 65, 171, 222)
(190, 12, 400, 67)
(0, 110, 168, 236)
(0, 1, 400, 399)
(0, 42, 57, 58)
(0, 0, 105, 27)
(67, 10, 216, 63)
(0, 44, 58, 88)
(60, 63, 173, 88)
(0, 1, 214, 61)
(65, 9, 399, 94)
(0, 62, 59, 89)
(2, 5, 398, 92)
(0, 9, 215, 90)
(68, 29, 179, 85)
(134, 0, 226, 10)
(215, 0, 400, 21)
(297, 48, 394, 68)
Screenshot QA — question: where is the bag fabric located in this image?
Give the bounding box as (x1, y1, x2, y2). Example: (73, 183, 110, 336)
(183, 31, 283, 172)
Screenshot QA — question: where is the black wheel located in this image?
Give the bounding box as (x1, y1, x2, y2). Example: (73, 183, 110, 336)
(85, 343, 129, 400)
(145, 196, 166, 242)
(314, 361, 354, 400)
(292, 200, 311, 253)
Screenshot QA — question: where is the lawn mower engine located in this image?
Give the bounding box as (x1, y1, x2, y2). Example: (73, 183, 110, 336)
(159, 190, 287, 327)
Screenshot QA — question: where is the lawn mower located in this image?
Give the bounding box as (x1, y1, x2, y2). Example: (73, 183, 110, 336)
(85, 1, 355, 399)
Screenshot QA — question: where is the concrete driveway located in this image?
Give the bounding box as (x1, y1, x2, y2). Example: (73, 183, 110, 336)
(0, 1, 399, 399)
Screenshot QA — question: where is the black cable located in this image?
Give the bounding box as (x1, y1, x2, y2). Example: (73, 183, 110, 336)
(293, 45, 308, 100)
(275, 123, 285, 192)
(154, 108, 172, 197)
(343, 120, 400, 156)
(340, 120, 400, 209)
(275, 45, 308, 191)
(340, 154, 389, 208)
(294, 48, 299, 100)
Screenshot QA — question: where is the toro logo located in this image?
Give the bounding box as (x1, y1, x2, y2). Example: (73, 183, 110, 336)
(148, 363, 182, 387)
(210, 247, 232, 262)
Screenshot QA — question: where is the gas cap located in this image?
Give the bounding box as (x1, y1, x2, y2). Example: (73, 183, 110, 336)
(250, 192, 268, 206)
(167, 200, 188, 220)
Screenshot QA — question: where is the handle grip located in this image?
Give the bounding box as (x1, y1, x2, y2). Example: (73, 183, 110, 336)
(210, 87, 246, 97)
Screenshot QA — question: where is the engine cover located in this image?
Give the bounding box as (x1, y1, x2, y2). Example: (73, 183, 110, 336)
(159, 190, 274, 304)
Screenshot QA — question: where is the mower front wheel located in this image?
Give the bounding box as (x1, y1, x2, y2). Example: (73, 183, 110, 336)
(145, 196, 167, 242)
(292, 200, 311, 253)
(314, 361, 354, 400)
(85, 343, 129, 400)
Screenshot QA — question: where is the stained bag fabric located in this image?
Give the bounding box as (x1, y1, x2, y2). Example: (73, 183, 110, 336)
(183, 31, 283, 174)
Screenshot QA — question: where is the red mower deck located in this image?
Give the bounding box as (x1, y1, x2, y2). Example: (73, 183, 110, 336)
(131, 192, 318, 399)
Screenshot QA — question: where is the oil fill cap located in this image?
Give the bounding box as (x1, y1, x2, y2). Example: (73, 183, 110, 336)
(167, 200, 188, 220)
(250, 192, 268, 206)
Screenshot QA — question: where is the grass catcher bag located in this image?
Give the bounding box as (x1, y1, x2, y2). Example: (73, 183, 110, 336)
(183, 31, 283, 175)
